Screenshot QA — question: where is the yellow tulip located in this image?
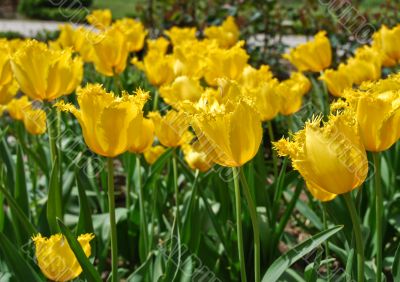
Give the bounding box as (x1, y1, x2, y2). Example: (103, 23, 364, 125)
(128, 117, 154, 154)
(144, 145, 166, 165)
(247, 79, 281, 121)
(346, 46, 381, 85)
(0, 80, 18, 105)
(182, 144, 213, 172)
(344, 74, 400, 152)
(204, 16, 239, 49)
(86, 9, 112, 30)
(148, 110, 191, 148)
(6, 96, 32, 120)
(92, 26, 129, 76)
(11, 40, 83, 101)
(283, 31, 332, 72)
(164, 27, 197, 46)
(204, 41, 248, 86)
(172, 41, 207, 78)
(56, 84, 150, 157)
(319, 64, 353, 97)
(278, 72, 311, 115)
(187, 79, 262, 167)
(32, 233, 94, 282)
(274, 101, 368, 201)
(239, 65, 274, 89)
(0, 44, 13, 87)
(159, 76, 203, 108)
(132, 52, 174, 87)
(147, 37, 170, 55)
(114, 18, 148, 52)
(372, 24, 400, 67)
(23, 108, 47, 135)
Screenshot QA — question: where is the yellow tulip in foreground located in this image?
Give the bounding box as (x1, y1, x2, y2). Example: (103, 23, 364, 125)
(283, 31, 332, 72)
(372, 24, 400, 67)
(204, 16, 239, 49)
(344, 74, 400, 152)
(274, 101, 368, 201)
(56, 84, 150, 157)
(32, 233, 94, 282)
(11, 40, 83, 101)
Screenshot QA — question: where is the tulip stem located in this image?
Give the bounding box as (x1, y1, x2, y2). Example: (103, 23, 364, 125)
(373, 152, 383, 282)
(113, 72, 122, 94)
(267, 121, 278, 179)
(239, 168, 260, 282)
(319, 71, 330, 115)
(137, 154, 149, 259)
(232, 167, 247, 282)
(107, 158, 118, 282)
(343, 192, 364, 282)
(46, 104, 58, 166)
(152, 90, 159, 111)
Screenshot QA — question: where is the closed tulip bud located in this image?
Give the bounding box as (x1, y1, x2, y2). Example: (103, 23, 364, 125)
(182, 144, 213, 172)
(147, 37, 170, 55)
(283, 31, 332, 72)
(148, 110, 191, 147)
(204, 16, 240, 49)
(165, 27, 197, 46)
(132, 52, 174, 87)
(32, 233, 94, 282)
(56, 84, 150, 157)
(11, 40, 83, 101)
(160, 76, 203, 108)
(344, 74, 400, 152)
(372, 24, 400, 67)
(204, 41, 249, 86)
(278, 72, 311, 115)
(128, 116, 154, 154)
(92, 26, 129, 76)
(274, 101, 368, 201)
(86, 9, 112, 30)
(319, 64, 353, 97)
(23, 108, 47, 135)
(114, 18, 148, 52)
(6, 96, 32, 120)
(144, 145, 166, 165)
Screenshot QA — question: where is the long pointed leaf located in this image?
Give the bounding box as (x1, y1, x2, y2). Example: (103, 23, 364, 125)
(47, 158, 62, 234)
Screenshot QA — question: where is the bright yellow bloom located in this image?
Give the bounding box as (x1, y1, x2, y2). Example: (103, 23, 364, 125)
(246, 79, 281, 121)
(278, 72, 311, 115)
(128, 117, 154, 154)
(11, 40, 82, 101)
(372, 24, 400, 67)
(274, 101, 368, 201)
(0, 80, 18, 105)
(0, 44, 13, 87)
(6, 96, 32, 120)
(132, 52, 174, 87)
(92, 26, 129, 76)
(182, 144, 213, 172)
(346, 46, 381, 85)
(344, 74, 400, 152)
(86, 9, 112, 30)
(148, 110, 191, 148)
(32, 233, 94, 282)
(144, 145, 166, 165)
(239, 65, 274, 89)
(147, 37, 170, 55)
(160, 76, 203, 108)
(114, 18, 148, 52)
(204, 41, 248, 86)
(319, 64, 353, 97)
(204, 16, 239, 48)
(56, 84, 150, 157)
(23, 109, 47, 135)
(172, 40, 207, 78)
(165, 27, 197, 46)
(187, 79, 262, 167)
(283, 31, 332, 72)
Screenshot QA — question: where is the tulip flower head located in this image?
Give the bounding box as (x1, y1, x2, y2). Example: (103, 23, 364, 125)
(11, 40, 83, 101)
(0, 43, 15, 104)
(56, 84, 150, 157)
(274, 100, 368, 201)
(144, 145, 166, 165)
(114, 18, 148, 52)
(160, 76, 203, 108)
(204, 16, 240, 49)
(165, 27, 197, 47)
(372, 24, 400, 67)
(319, 64, 353, 97)
(32, 233, 94, 282)
(132, 52, 174, 87)
(283, 31, 332, 72)
(182, 144, 213, 172)
(86, 9, 112, 30)
(147, 37, 170, 55)
(278, 72, 311, 115)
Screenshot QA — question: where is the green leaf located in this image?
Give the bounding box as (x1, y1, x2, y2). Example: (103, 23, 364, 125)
(57, 219, 102, 282)
(0, 233, 42, 281)
(126, 252, 154, 282)
(262, 225, 343, 282)
(76, 170, 94, 236)
(15, 145, 29, 217)
(0, 139, 15, 190)
(47, 158, 62, 234)
(392, 242, 400, 280)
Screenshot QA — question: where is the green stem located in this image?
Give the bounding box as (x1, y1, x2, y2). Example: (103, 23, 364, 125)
(343, 193, 364, 282)
(107, 158, 118, 282)
(322, 204, 330, 281)
(373, 152, 383, 282)
(46, 105, 57, 166)
(172, 152, 180, 232)
(137, 154, 149, 258)
(232, 167, 247, 282)
(113, 72, 122, 94)
(319, 71, 330, 115)
(239, 168, 260, 282)
(152, 90, 159, 111)
(267, 121, 278, 179)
